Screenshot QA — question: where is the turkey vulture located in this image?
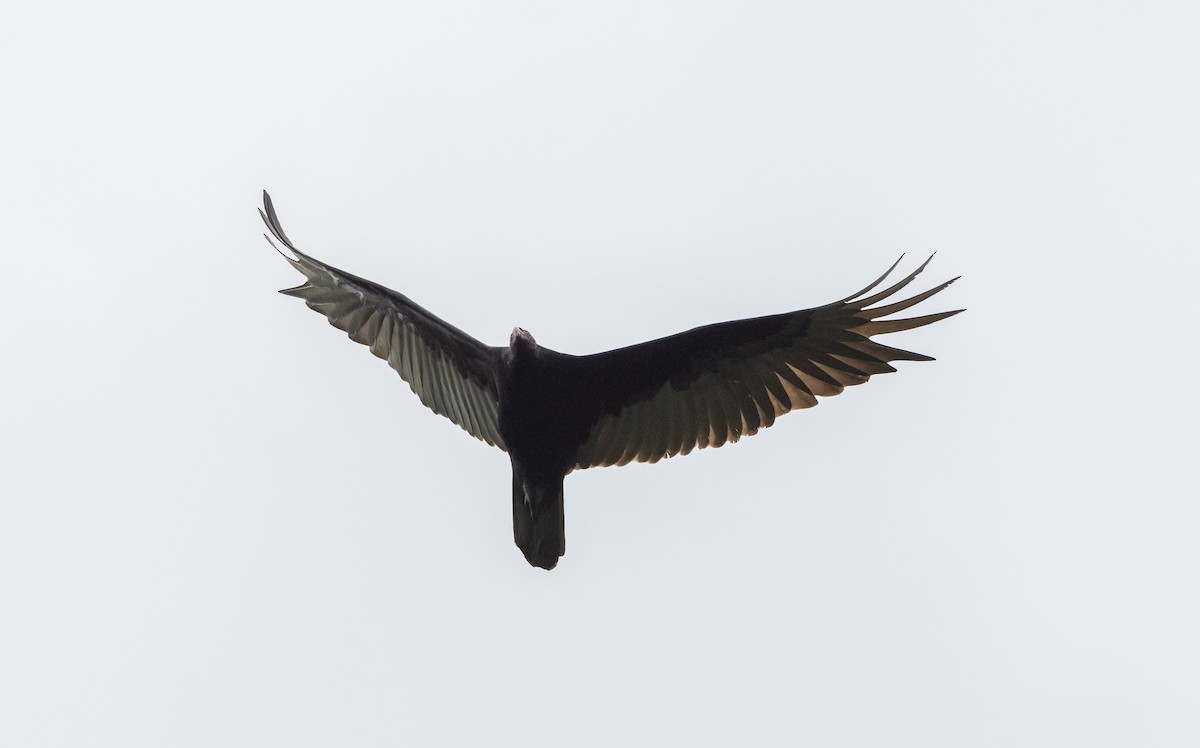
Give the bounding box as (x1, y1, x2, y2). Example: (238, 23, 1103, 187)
(261, 191, 961, 570)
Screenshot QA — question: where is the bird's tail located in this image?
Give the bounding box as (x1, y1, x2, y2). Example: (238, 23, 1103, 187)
(512, 472, 565, 570)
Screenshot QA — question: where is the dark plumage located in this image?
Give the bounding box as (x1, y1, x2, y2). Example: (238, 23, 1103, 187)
(261, 191, 962, 569)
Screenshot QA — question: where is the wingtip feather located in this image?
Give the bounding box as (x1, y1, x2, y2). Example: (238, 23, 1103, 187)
(260, 190, 299, 251)
(842, 254, 905, 302)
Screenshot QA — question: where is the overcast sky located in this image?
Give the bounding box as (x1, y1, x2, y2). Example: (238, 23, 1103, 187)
(3, 1, 1198, 746)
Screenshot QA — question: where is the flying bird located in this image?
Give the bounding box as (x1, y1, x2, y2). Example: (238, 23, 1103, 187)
(260, 191, 961, 570)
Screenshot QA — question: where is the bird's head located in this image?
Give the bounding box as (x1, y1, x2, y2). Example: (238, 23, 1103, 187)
(509, 327, 537, 355)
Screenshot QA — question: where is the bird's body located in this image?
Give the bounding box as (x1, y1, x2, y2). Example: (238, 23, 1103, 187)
(261, 192, 961, 569)
(498, 333, 576, 568)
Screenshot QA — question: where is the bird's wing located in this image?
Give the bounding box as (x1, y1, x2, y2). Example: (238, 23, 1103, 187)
(261, 191, 506, 450)
(571, 256, 960, 469)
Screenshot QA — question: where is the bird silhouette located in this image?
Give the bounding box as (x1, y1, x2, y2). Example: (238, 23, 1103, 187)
(261, 191, 961, 569)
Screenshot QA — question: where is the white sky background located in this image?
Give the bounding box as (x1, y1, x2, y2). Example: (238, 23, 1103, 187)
(2, 0, 1197, 745)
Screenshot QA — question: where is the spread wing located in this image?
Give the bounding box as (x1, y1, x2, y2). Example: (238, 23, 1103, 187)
(572, 256, 960, 469)
(261, 191, 506, 450)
